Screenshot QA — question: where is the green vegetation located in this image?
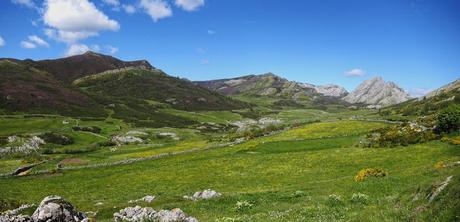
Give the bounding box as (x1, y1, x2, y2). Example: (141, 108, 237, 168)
(1, 117, 458, 221)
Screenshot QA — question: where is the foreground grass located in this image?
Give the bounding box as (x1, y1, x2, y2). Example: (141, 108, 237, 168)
(1, 120, 459, 221)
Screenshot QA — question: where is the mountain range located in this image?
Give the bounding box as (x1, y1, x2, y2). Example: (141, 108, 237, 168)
(1, 51, 457, 119)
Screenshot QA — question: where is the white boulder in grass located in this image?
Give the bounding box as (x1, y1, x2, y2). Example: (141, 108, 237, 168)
(31, 195, 88, 222)
(183, 189, 222, 201)
(113, 206, 197, 222)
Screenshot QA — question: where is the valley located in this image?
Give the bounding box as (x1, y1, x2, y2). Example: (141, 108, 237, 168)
(0, 52, 459, 222)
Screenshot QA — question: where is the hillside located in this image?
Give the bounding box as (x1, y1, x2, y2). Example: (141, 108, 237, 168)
(0, 60, 106, 117)
(195, 73, 315, 98)
(343, 77, 411, 107)
(0, 53, 248, 119)
(73, 68, 248, 112)
(383, 78, 460, 116)
(27, 51, 154, 83)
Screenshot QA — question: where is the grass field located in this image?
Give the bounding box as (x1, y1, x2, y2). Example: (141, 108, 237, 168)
(1, 117, 459, 221)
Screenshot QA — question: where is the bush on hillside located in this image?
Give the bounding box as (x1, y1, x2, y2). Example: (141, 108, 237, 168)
(435, 105, 460, 133)
(72, 126, 102, 134)
(359, 123, 438, 148)
(354, 168, 388, 182)
(39, 132, 74, 145)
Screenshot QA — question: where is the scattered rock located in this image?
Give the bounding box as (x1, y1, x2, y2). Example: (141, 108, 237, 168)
(0, 136, 45, 156)
(0, 214, 32, 222)
(427, 176, 453, 204)
(31, 196, 87, 222)
(183, 189, 222, 201)
(112, 135, 143, 145)
(113, 206, 197, 222)
(157, 132, 180, 141)
(128, 195, 156, 204)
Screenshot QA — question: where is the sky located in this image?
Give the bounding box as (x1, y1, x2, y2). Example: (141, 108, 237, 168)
(0, 0, 459, 96)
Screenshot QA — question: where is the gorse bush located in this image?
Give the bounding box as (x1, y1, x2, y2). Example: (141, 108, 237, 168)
(359, 123, 438, 148)
(355, 168, 388, 182)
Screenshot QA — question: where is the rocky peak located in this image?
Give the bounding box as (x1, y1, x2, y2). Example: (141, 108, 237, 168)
(300, 83, 348, 98)
(343, 76, 411, 107)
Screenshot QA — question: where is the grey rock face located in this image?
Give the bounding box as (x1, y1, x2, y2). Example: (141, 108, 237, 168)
(343, 77, 411, 107)
(310, 84, 348, 97)
(31, 196, 87, 222)
(113, 206, 197, 222)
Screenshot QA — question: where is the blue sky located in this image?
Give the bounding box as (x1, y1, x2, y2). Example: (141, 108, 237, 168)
(0, 0, 459, 95)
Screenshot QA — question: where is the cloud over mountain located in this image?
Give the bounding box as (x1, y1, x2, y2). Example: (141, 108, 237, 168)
(43, 0, 119, 43)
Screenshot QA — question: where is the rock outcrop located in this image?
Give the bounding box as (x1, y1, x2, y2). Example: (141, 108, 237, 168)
(113, 206, 197, 222)
(31, 196, 87, 222)
(183, 189, 222, 201)
(343, 77, 411, 107)
(0, 196, 87, 222)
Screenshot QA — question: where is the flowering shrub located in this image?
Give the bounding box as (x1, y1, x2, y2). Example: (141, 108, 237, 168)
(359, 123, 438, 148)
(350, 193, 369, 204)
(433, 161, 446, 169)
(354, 168, 388, 182)
(235, 200, 253, 212)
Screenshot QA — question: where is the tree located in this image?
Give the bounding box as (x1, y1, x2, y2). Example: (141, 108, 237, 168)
(436, 104, 460, 133)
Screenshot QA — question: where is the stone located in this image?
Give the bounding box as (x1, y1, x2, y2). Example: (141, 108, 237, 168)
(184, 189, 222, 201)
(31, 196, 87, 222)
(113, 206, 197, 222)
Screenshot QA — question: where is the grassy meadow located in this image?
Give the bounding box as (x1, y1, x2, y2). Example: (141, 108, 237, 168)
(1, 110, 459, 221)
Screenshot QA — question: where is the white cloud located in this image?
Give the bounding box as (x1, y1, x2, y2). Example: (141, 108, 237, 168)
(0, 36, 5, 47)
(344, 68, 367, 77)
(65, 43, 90, 56)
(45, 28, 99, 43)
(106, 45, 119, 54)
(207, 30, 215, 35)
(43, 0, 119, 43)
(28, 35, 50, 47)
(122, 4, 136, 14)
(21, 41, 37, 49)
(196, 48, 205, 53)
(407, 88, 432, 98)
(11, 0, 36, 8)
(140, 0, 173, 22)
(102, 0, 119, 6)
(175, 0, 204, 11)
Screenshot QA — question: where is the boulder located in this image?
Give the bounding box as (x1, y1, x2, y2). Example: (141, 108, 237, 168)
(184, 189, 222, 201)
(31, 196, 87, 222)
(113, 206, 197, 222)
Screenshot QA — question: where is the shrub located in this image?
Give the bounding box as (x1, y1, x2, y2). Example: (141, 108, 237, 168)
(433, 161, 445, 169)
(350, 193, 369, 204)
(355, 168, 388, 182)
(326, 194, 343, 207)
(98, 140, 117, 147)
(359, 123, 438, 148)
(72, 126, 102, 134)
(39, 132, 74, 145)
(235, 200, 253, 212)
(436, 105, 460, 133)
